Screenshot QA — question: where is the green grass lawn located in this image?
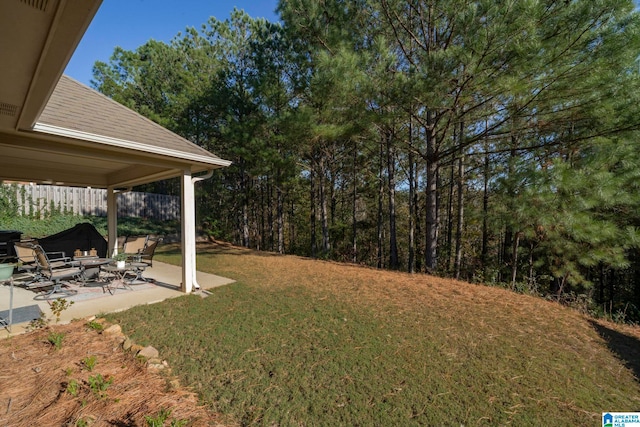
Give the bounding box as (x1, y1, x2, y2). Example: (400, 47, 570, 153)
(106, 243, 640, 426)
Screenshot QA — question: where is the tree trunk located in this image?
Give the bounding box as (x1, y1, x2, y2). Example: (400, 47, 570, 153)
(319, 156, 330, 255)
(352, 142, 358, 264)
(387, 130, 399, 270)
(241, 168, 250, 248)
(481, 148, 489, 273)
(425, 119, 439, 273)
(250, 178, 259, 251)
(511, 232, 521, 290)
(310, 160, 317, 258)
(289, 198, 296, 254)
(329, 154, 337, 252)
(277, 173, 284, 254)
(557, 273, 570, 297)
(454, 146, 465, 280)
(528, 241, 535, 287)
(501, 147, 518, 282)
(377, 136, 385, 269)
(268, 179, 274, 251)
(415, 161, 422, 273)
(424, 21, 440, 274)
(259, 180, 265, 250)
(446, 157, 455, 273)
(599, 264, 605, 303)
(408, 149, 415, 273)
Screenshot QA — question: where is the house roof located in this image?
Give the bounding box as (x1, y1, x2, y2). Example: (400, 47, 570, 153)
(36, 75, 229, 166)
(0, 0, 230, 189)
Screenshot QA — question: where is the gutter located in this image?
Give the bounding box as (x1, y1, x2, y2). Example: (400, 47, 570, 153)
(32, 123, 232, 168)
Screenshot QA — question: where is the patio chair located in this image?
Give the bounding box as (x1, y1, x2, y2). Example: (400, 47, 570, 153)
(13, 241, 39, 283)
(122, 235, 148, 257)
(30, 244, 80, 300)
(13, 241, 71, 284)
(138, 236, 162, 267)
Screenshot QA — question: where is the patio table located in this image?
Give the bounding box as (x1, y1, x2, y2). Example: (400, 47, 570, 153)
(101, 264, 134, 294)
(72, 257, 113, 287)
(127, 262, 148, 284)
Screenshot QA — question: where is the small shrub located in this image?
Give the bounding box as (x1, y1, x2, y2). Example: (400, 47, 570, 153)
(75, 416, 94, 427)
(88, 374, 113, 398)
(145, 408, 171, 427)
(48, 332, 65, 350)
(67, 379, 80, 397)
(50, 298, 74, 323)
(28, 313, 48, 330)
(82, 355, 98, 372)
(86, 320, 104, 332)
(145, 408, 187, 427)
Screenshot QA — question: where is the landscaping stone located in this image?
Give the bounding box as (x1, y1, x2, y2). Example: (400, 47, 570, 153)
(137, 345, 159, 359)
(148, 362, 166, 371)
(103, 324, 122, 337)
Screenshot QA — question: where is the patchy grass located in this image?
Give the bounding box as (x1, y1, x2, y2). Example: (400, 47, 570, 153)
(107, 242, 640, 426)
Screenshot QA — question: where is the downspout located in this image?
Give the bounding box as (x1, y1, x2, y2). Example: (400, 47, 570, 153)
(190, 170, 214, 290)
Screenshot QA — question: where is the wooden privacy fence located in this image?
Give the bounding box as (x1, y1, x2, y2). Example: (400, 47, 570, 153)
(11, 184, 179, 221)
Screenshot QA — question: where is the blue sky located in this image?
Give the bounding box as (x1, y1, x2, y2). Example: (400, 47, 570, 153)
(64, 0, 280, 87)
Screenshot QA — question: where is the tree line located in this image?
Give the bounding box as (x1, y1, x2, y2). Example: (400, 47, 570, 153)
(93, 0, 640, 321)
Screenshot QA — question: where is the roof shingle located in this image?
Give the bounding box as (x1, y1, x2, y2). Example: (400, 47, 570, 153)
(38, 75, 224, 162)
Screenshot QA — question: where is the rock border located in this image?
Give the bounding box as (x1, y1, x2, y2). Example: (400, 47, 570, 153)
(89, 316, 169, 372)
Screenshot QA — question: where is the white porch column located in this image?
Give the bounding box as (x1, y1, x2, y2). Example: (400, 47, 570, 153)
(107, 186, 118, 257)
(181, 170, 196, 293)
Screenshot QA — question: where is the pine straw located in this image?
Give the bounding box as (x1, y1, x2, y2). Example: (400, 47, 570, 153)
(0, 320, 227, 427)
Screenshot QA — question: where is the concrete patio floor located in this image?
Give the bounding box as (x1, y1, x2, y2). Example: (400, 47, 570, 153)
(0, 261, 235, 338)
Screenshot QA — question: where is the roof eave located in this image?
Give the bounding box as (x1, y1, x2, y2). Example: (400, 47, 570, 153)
(17, 0, 103, 131)
(32, 122, 232, 169)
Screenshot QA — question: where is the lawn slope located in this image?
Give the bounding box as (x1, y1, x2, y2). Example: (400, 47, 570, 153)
(109, 242, 640, 426)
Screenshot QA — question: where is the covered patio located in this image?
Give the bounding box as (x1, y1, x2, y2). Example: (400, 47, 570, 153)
(0, 0, 231, 295)
(0, 260, 235, 337)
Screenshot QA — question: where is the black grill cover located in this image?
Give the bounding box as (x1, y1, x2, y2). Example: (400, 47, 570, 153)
(0, 230, 22, 258)
(39, 223, 108, 258)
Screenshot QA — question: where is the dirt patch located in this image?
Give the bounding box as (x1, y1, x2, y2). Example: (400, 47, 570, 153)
(0, 320, 226, 427)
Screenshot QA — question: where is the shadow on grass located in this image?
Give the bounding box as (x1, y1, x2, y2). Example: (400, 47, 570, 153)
(589, 320, 640, 382)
